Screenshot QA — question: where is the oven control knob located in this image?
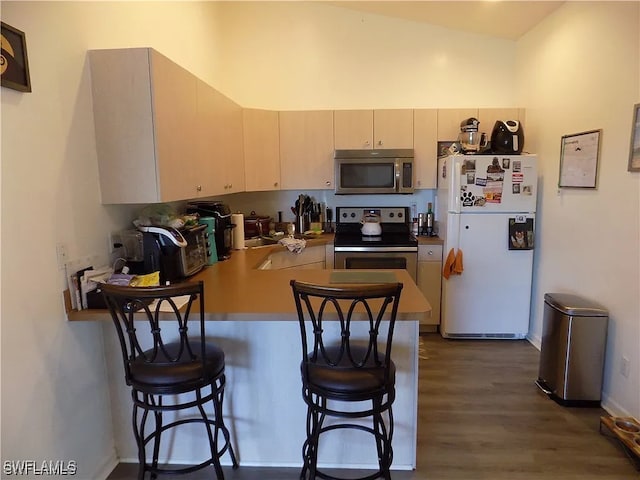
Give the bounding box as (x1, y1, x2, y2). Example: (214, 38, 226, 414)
(398, 212, 403, 218)
(342, 212, 347, 218)
(389, 212, 394, 218)
(350, 212, 356, 218)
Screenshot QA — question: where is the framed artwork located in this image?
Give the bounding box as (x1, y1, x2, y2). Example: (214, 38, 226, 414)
(628, 103, 640, 172)
(1, 22, 31, 92)
(558, 129, 601, 188)
(437, 140, 461, 158)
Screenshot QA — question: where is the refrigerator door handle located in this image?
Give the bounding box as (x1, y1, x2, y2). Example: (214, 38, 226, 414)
(450, 158, 462, 213)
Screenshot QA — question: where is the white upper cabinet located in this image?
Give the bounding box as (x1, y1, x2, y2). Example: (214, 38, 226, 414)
(413, 109, 438, 189)
(209, 88, 245, 195)
(279, 110, 334, 190)
(334, 109, 413, 150)
(244, 109, 281, 192)
(436, 108, 479, 142)
(90, 48, 201, 204)
(334, 110, 374, 149)
(90, 47, 244, 204)
(373, 109, 414, 149)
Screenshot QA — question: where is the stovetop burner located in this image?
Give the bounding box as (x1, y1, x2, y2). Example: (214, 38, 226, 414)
(334, 206, 418, 249)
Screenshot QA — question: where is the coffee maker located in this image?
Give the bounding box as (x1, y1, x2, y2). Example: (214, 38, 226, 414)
(120, 225, 206, 284)
(186, 201, 234, 260)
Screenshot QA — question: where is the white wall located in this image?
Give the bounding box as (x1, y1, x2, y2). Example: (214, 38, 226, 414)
(2, 1, 637, 478)
(1, 2, 225, 478)
(214, 1, 519, 109)
(517, 2, 639, 417)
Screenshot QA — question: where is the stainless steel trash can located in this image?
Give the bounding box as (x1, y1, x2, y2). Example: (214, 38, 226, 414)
(536, 293, 608, 407)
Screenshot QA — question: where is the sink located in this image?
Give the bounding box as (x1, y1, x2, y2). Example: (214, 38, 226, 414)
(244, 236, 280, 248)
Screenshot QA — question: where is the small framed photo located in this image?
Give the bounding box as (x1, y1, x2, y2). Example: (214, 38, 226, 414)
(1, 22, 31, 92)
(628, 103, 640, 172)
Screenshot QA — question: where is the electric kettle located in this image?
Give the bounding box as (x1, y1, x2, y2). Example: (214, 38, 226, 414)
(361, 213, 382, 236)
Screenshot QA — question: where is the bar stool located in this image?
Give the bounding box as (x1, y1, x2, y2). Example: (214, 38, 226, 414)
(290, 280, 403, 480)
(101, 281, 238, 480)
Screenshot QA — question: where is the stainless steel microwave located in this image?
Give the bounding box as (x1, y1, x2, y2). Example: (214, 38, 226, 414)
(334, 149, 414, 194)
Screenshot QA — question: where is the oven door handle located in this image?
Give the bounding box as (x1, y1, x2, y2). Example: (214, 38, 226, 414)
(334, 246, 418, 253)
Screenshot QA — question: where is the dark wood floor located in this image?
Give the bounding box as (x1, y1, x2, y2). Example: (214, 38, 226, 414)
(108, 334, 639, 479)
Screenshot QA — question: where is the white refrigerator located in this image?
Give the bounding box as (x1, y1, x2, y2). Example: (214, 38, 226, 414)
(436, 154, 538, 339)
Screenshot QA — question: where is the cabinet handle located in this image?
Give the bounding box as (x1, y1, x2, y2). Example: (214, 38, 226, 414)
(378, 140, 383, 146)
(325, 181, 331, 187)
(364, 140, 370, 147)
(196, 185, 202, 192)
(274, 182, 279, 187)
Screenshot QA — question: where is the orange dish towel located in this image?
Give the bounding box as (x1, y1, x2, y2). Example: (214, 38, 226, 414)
(442, 248, 455, 279)
(453, 248, 464, 274)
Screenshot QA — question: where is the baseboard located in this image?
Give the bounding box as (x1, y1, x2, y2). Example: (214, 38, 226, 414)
(527, 333, 541, 350)
(94, 453, 119, 480)
(601, 394, 633, 418)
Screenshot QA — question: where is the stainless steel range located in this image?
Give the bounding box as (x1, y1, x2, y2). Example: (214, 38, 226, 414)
(333, 206, 418, 281)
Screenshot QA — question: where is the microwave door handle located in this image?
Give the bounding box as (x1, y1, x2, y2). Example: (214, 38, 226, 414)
(394, 159, 400, 192)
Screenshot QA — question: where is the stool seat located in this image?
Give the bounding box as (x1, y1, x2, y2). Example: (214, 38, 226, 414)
(130, 342, 225, 394)
(303, 346, 396, 399)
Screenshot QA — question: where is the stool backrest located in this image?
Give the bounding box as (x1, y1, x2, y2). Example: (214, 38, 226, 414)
(101, 281, 205, 386)
(290, 280, 403, 380)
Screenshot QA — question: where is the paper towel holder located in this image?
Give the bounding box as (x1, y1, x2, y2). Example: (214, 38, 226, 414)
(231, 212, 246, 250)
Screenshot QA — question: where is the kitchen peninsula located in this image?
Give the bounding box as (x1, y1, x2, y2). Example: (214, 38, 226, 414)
(67, 237, 431, 470)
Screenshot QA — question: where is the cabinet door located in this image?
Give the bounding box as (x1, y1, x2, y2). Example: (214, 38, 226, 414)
(244, 109, 281, 191)
(417, 244, 443, 325)
(279, 110, 334, 190)
(269, 245, 326, 269)
(437, 108, 478, 142)
(195, 79, 222, 197)
(413, 109, 438, 189)
(151, 50, 199, 202)
(373, 109, 414, 148)
(334, 110, 373, 149)
(210, 89, 245, 195)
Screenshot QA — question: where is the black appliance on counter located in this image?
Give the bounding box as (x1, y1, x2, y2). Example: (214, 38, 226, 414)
(491, 120, 524, 154)
(122, 225, 207, 285)
(333, 206, 418, 282)
(186, 201, 234, 260)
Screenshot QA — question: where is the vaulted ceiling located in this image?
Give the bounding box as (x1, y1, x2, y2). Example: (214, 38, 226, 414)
(329, 1, 565, 40)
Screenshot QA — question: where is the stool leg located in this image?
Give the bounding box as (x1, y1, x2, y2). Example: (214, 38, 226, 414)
(216, 379, 238, 468)
(198, 387, 224, 480)
(372, 398, 393, 480)
(150, 396, 162, 478)
(131, 392, 147, 480)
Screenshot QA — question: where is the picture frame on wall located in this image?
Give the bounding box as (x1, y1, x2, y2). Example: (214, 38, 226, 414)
(558, 129, 601, 189)
(1, 21, 31, 92)
(628, 103, 640, 172)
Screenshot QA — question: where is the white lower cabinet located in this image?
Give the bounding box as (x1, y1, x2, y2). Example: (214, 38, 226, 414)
(417, 244, 442, 326)
(268, 245, 326, 270)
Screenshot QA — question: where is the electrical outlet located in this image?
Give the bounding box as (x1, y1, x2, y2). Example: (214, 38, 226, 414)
(620, 356, 630, 378)
(108, 232, 122, 253)
(56, 243, 68, 270)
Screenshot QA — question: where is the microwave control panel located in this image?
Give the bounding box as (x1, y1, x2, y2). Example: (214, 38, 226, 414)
(336, 207, 409, 224)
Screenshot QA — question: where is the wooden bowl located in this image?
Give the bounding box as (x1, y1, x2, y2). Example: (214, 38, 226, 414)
(614, 418, 640, 433)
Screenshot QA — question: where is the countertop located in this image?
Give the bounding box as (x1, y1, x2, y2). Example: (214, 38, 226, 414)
(67, 235, 431, 322)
